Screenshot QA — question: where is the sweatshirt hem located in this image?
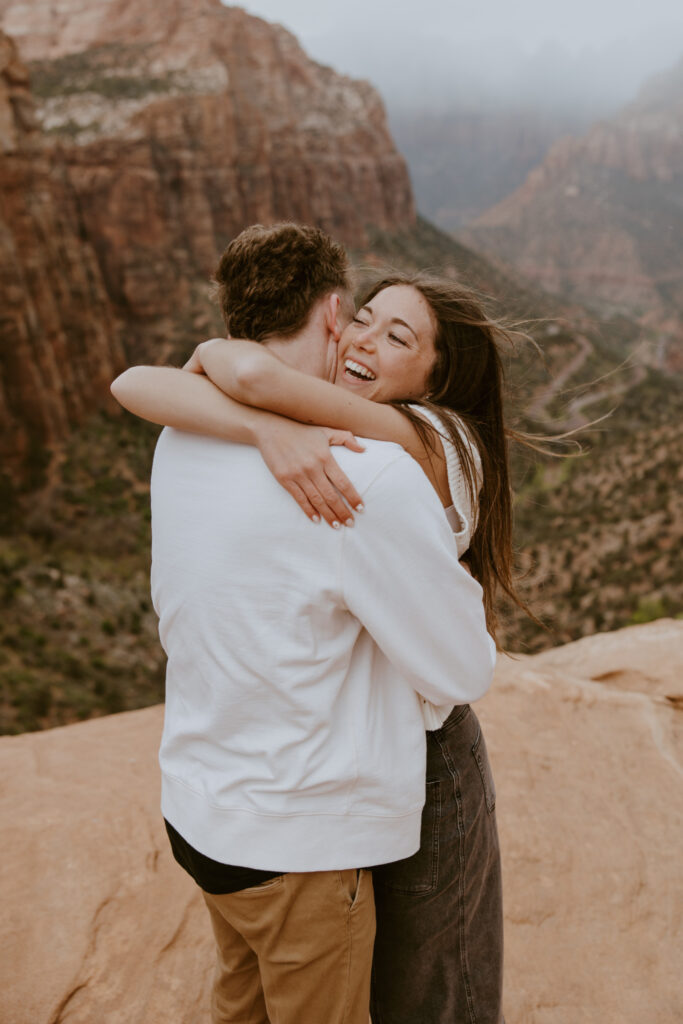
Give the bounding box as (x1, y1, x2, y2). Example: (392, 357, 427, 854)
(161, 774, 424, 871)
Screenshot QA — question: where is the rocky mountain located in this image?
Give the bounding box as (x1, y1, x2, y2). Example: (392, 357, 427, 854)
(465, 56, 683, 355)
(0, 5, 680, 735)
(2, 217, 681, 736)
(0, 31, 124, 476)
(390, 106, 586, 230)
(2, 0, 414, 259)
(2, 619, 681, 1022)
(0, 0, 415, 465)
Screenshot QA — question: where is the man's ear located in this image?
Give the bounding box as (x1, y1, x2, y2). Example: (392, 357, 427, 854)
(324, 293, 343, 343)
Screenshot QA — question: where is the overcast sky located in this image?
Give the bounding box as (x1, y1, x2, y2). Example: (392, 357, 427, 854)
(237, 0, 683, 53)
(235, 0, 683, 112)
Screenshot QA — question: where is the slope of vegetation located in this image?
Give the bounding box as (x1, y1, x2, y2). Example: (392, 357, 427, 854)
(1, 220, 680, 733)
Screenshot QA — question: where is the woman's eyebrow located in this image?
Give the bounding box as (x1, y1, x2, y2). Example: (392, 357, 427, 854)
(358, 305, 419, 341)
(391, 318, 418, 341)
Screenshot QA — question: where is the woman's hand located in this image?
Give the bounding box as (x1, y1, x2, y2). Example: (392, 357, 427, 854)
(257, 421, 366, 527)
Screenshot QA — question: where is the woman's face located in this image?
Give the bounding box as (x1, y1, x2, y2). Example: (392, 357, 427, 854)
(334, 285, 437, 402)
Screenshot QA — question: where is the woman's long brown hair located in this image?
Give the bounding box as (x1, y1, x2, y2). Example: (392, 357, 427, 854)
(360, 272, 532, 645)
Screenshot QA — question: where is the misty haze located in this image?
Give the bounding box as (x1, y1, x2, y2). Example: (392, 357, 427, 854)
(243, 0, 683, 226)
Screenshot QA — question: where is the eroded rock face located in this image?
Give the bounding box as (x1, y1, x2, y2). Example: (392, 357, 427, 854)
(0, 30, 124, 472)
(0, 620, 681, 1023)
(466, 57, 683, 339)
(1, 0, 414, 308)
(0, 0, 415, 467)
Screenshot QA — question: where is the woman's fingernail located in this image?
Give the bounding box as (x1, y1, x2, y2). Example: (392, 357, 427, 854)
(312, 514, 320, 523)
(344, 518, 354, 528)
(332, 520, 341, 530)
(355, 503, 364, 512)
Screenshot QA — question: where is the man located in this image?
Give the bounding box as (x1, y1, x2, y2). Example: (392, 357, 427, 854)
(112, 223, 496, 1024)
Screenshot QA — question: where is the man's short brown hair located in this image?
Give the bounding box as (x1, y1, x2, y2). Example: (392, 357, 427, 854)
(214, 223, 350, 340)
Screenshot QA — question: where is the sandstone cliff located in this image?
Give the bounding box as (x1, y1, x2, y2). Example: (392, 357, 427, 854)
(1, 0, 414, 310)
(0, 0, 415, 463)
(0, 31, 124, 472)
(465, 57, 683, 353)
(1, 619, 681, 1022)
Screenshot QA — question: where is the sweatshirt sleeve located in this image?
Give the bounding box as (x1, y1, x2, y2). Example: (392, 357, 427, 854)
(340, 454, 496, 707)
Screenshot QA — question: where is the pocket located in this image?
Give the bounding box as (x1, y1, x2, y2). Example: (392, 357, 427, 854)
(339, 867, 370, 914)
(471, 727, 496, 814)
(373, 779, 441, 895)
(239, 874, 285, 895)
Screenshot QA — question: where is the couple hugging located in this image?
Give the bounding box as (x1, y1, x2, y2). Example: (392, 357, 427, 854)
(112, 222, 509, 1024)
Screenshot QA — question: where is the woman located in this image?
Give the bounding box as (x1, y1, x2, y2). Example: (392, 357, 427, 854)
(113, 272, 510, 1023)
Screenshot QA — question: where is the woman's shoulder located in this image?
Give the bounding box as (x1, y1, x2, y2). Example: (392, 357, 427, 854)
(408, 404, 482, 557)
(409, 405, 482, 476)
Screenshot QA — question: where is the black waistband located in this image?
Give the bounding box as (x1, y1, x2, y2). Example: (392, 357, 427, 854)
(164, 819, 282, 895)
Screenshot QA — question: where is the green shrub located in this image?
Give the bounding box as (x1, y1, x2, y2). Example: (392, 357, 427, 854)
(628, 597, 667, 625)
(4, 669, 52, 732)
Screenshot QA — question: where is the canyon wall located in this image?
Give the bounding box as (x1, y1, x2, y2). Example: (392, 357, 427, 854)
(0, 0, 415, 464)
(0, 31, 124, 470)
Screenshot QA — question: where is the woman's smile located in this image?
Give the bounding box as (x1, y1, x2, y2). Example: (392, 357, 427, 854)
(342, 356, 377, 383)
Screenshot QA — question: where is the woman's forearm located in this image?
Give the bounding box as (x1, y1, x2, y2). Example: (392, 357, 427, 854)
(110, 365, 285, 445)
(199, 339, 414, 439)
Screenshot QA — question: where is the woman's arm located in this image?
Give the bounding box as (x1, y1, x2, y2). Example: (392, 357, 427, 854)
(110, 366, 364, 526)
(195, 340, 451, 504)
(111, 365, 263, 444)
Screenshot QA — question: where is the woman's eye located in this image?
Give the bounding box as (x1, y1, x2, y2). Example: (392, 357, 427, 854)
(389, 333, 408, 346)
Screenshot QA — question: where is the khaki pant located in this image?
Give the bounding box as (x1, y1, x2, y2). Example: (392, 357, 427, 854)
(202, 868, 375, 1024)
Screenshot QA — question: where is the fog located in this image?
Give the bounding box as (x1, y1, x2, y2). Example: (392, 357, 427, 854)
(235, 0, 683, 115)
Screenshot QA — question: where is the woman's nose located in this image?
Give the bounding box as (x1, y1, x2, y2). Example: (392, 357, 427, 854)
(356, 329, 376, 351)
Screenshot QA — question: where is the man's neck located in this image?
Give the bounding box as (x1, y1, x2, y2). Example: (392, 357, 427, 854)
(263, 326, 333, 382)
(259, 291, 349, 383)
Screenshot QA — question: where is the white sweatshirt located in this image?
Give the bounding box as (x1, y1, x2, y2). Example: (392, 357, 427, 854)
(151, 429, 496, 872)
